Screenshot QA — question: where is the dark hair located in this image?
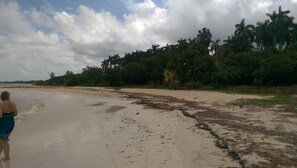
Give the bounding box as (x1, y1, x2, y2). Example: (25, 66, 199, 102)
(1, 91, 10, 101)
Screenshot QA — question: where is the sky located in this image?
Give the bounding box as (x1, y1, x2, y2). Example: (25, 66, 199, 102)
(0, 0, 297, 81)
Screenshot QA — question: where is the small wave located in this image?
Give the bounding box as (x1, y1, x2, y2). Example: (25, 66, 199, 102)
(15, 100, 47, 124)
(0, 83, 35, 88)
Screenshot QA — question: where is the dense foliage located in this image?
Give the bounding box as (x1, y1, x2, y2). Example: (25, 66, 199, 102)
(39, 7, 297, 88)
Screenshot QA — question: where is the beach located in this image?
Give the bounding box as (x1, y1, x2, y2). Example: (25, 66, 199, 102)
(0, 87, 296, 167)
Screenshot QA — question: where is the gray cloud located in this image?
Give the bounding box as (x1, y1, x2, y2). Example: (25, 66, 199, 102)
(0, 0, 296, 81)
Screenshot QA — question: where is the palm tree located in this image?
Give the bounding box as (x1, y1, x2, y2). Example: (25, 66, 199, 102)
(177, 38, 188, 51)
(266, 6, 295, 50)
(289, 24, 297, 46)
(196, 27, 212, 55)
(49, 72, 55, 78)
(107, 54, 121, 68)
(255, 20, 273, 49)
(146, 44, 160, 55)
(285, 23, 297, 48)
(223, 35, 252, 53)
(188, 38, 197, 49)
(101, 59, 109, 69)
(152, 44, 160, 53)
(235, 18, 255, 43)
(164, 70, 176, 89)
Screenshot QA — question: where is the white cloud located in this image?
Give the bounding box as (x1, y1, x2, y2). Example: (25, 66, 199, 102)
(0, 2, 33, 36)
(27, 8, 56, 29)
(0, 0, 297, 81)
(53, 3, 169, 57)
(127, 0, 157, 12)
(0, 2, 82, 81)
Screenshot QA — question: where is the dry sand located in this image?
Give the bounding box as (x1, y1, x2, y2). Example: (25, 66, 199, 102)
(0, 87, 296, 168)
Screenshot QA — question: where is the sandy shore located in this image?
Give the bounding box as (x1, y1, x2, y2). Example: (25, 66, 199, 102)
(0, 87, 296, 167)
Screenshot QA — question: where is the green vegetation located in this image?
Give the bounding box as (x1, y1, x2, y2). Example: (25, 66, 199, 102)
(222, 86, 297, 112)
(37, 6, 297, 94)
(234, 95, 297, 112)
(216, 85, 297, 95)
(242, 95, 295, 106)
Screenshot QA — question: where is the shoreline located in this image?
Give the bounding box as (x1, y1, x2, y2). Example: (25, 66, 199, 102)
(2, 87, 297, 167)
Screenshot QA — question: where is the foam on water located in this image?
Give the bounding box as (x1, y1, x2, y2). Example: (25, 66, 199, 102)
(15, 100, 47, 124)
(0, 89, 55, 124)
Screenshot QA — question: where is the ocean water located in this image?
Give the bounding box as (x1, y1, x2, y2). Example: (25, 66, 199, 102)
(0, 87, 54, 124)
(0, 82, 34, 88)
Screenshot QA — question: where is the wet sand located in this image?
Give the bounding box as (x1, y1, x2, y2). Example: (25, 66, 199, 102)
(0, 87, 296, 167)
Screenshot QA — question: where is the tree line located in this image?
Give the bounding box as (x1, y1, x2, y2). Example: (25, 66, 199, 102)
(38, 6, 297, 89)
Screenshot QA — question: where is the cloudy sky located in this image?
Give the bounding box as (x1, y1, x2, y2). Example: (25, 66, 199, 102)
(0, 0, 296, 81)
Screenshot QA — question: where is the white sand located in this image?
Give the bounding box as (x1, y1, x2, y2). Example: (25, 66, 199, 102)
(0, 87, 242, 168)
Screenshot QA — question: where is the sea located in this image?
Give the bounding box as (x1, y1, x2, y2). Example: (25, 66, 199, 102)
(0, 83, 54, 124)
(0, 82, 34, 88)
